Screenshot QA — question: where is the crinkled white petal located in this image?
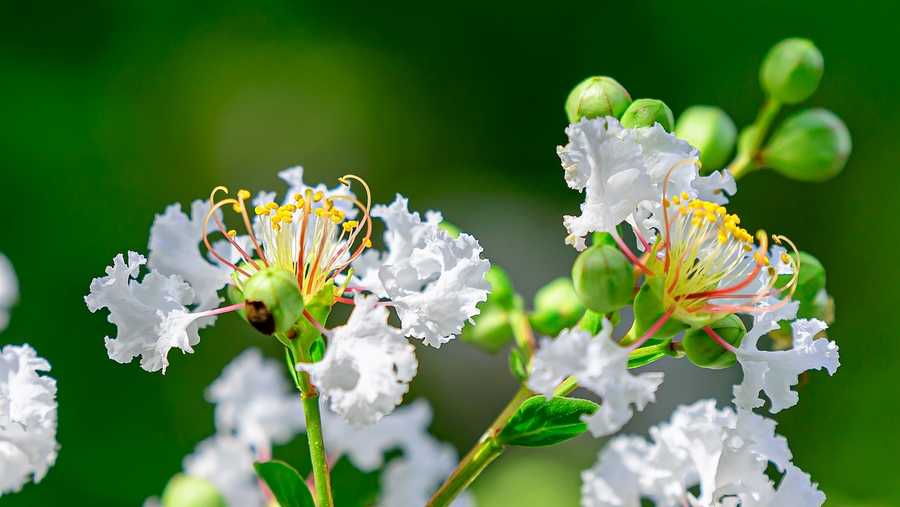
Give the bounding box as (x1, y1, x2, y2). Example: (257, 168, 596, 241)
(767, 464, 826, 506)
(300, 294, 417, 428)
(382, 229, 491, 348)
(0, 253, 18, 332)
(527, 328, 592, 398)
(85, 252, 198, 373)
(734, 318, 839, 413)
(148, 200, 236, 327)
(630, 123, 700, 185)
(182, 434, 264, 507)
(0, 344, 59, 496)
(580, 435, 649, 507)
(691, 170, 736, 206)
(206, 348, 305, 453)
(559, 117, 656, 249)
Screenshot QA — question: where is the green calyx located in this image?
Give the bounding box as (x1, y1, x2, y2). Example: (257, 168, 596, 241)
(675, 105, 737, 170)
(682, 314, 745, 369)
(761, 108, 851, 182)
(630, 276, 689, 344)
(565, 76, 632, 123)
(620, 98, 675, 132)
(571, 244, 634, 315)
(529, 277, 586, 336)
(760, 38, 823, 105)
(242, 267, 305, 336)
(161, 474, 226, 507)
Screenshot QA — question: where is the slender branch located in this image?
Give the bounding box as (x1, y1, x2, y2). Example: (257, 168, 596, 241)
(728, 97, 782, 179)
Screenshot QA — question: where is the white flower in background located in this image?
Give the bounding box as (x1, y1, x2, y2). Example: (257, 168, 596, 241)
(205, 348, 306, 454)
(0, 344, 59, 497)
(527, 319, 664, 437)
(353, 195, 491, 347)
(299, 294, 417, 428)
(0, 253, 18, 332)
(581, 399, 825, 507)
(182, 434, 264, 507)
(734, 315, 839, 413)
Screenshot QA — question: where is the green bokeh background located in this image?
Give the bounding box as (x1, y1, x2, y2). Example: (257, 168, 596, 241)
(0, 1, 893, 505)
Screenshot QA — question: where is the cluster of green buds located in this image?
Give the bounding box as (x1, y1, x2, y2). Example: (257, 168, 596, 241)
(565, 77, 675, 132)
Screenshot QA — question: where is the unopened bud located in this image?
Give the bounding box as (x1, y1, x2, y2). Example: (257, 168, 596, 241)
(631, 276, 689, 341)
(675, 106, 737, 170)
(438, 220, 462, 239)
(760, 38, 823, 104)
(620, 99, 675, 132)
(572, 244, 634, 314)
(461, 304, 513, 354)
(529, 277, 586, 336)
(565, 76, 632, 123)
(682, 314, 746, 369)
(761, 108, 851, 182)
(161, 474, 226, 507)
(485, 265, 516, 311)
(242, 267, 305, 335)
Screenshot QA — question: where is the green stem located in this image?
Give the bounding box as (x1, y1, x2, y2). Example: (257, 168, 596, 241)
(509, 297, 536, 357)
(728, 97, 782, 179)
(286, 341, 334, 507)
(426, 385, 533, 507)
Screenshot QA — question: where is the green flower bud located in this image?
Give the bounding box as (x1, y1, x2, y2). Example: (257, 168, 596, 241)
(161, 474, 226, 507)
(620, 99, 675, 132)
(438, 220, 462, 239)
(461, 303, 513, 354)
(760, 38, 823, 104)
(675, 106, 737, 170)
(682, 314, 746, 369)
(761, 108, 851, 182)
(242, 267, 305, 335)
(565, 76, 632, 123)
(631, 276, 689, 342)
(485, 265, 516, 311)
(529, 277, 586, 336)
(571, 244, 634, 314)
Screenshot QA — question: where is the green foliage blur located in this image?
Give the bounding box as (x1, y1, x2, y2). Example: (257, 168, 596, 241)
(0, 0, 894, 505)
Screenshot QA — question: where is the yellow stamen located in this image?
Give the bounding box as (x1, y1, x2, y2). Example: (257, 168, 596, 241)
(227, 229, 237, 237)
(237, 189, 251, 200)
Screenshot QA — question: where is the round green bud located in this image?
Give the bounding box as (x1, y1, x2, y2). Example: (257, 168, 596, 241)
(761, 108, 851, 182)
(529, 277, 586, 336)
(438, 220, 462, 239)
(631, 276, 689, 342)
(620, 99, 675, 132)
(242, 267, 305, 335)
(775, 251, 826, 308)
(571, 244, 634, 314)
(675, 106, 737, 170)
(161, 474, 226, 507)
(682, 314, 746, 369)
(485, 265, 516, 311)
(461, 303, 513, 354)
(565, 76, 632, 123)
(760, 38, 823, 104)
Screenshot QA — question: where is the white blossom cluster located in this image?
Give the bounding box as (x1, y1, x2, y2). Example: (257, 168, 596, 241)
(152, 347, 473, 507)
(86, 167, 491, 429)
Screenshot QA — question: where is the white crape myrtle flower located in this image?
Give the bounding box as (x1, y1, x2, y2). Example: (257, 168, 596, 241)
(353, 195, 491, 347)
(300, 294, 417, 428)
(0, 253, 18, 331)
(182, 434, 264, 507)
(321, 399, 476, 507)
(0, 344, 59, 496)
(527, 319, 664, 437)
(205, 348, 306, 455)
(733, 307, 840, 413)
(558, 117, 737, 251)
(581, 399, 825, 507)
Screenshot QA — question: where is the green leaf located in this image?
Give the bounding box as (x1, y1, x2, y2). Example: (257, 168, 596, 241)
(253, 460, 315, 507)
(627, 340, 673, 369)
(310, 337, 326, 363)
(496, 396, 598, 448)
(508, 347, 527, 383)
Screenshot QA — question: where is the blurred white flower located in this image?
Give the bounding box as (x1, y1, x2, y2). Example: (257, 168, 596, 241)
(182, 434, 264, 507)
(0, 253, 18, 332)
(581, 399, 825, 507)
(0, 344, 59, 497)
(300, 294, 417, 428)
(527, 319, 664, 437)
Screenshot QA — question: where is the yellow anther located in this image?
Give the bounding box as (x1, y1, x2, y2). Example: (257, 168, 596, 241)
(281, 204, 297, 212)
(743, 244, 753, 252)
(678, 205, 688, 216)
(680, 192, 689, 200)
(330, 214, 342, 224)
(763, 257, 770, 266)
(662, 197, 670, 207)
(781, 252, 791, 265)
(237, 189, 251, 200)
(672, 195, 681, 205)
(272, 214, 283, 224)
(347, 220, 358, 228)
(342, 222, 353, 232)
(364, 238, 373, 248)
(254, 205, 266, 216)
(294, 193, 303, 202)
(339, 177, 350, 186)
(772, 235, 783, 245)
(732, 215, 740, 225)
(706, 214, 716, 223)
(232, 203, 242, 213)
(313, 191, 324, 202)
(315, 208, 325, 217)
(691, 217, 702, 228)
(227, 229, 237, 237)
(768, 266, 776, 277)
(716, 206, 726, 216)
(754, 252, 760, 262)
(265, 202, 279, 210)
(717, 233, 728, 244)
(703, 202, 717, 212)
(272, 223, 281, 231)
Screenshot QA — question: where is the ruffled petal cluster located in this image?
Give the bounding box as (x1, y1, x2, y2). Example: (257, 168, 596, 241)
(205, 348, 306, 453)
(0, 344, 59, 496)
(85, 252, 200, 373)
(353, 195, 491, 347)
(182, 434, 264, 507)
(300, 294, 418, 428)
(527, 320, 664, 437)
(0, 253, 18, 331)
(581, 399, 825, 507)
